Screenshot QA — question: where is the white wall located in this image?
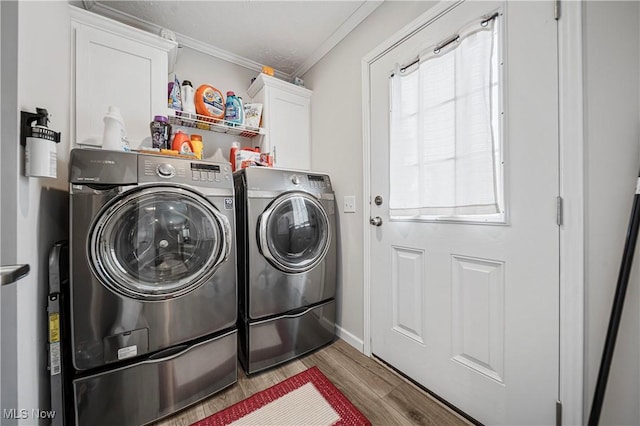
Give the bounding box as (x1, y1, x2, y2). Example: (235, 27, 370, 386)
(584, 2, 640, 425)
(302, 1, 436, 347)
(7, 2, 71, 424)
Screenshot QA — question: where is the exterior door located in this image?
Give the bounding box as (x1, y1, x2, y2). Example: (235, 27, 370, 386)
(369, 1, 559, 424)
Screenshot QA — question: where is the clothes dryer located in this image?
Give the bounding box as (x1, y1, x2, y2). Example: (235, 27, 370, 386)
(234, 167, 337, 374)
(68, 149, 237, 425)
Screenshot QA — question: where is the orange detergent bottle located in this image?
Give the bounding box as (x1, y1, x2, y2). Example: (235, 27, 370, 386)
(171, 130, 193, 154)
(195, 84, 225, 122)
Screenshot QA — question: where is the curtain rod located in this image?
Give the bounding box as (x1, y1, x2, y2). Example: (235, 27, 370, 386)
(391, 11, 500, 78)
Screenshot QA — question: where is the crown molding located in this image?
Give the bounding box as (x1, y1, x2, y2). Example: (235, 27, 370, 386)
(73, 2, 291, 80)
(69, 5, 176, 52)
(174, 32, 291, 81)
(247, 73, 313, 98)
(293, 0, 383, 77)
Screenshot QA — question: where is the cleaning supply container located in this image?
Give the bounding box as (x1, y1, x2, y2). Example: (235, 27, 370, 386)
(224, 91, 243, 126)
(230, 141, 240, 171)
(150, 115, 171, 149)
(171, 130, 193, 154)
(190, 134, 203, 159)
(181, 80, 196, 118)
(195, 84, 225, 122)
(102, 106, 129, 151)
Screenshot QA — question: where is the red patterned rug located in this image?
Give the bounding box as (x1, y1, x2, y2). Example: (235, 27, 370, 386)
(192, 366, 371, 426)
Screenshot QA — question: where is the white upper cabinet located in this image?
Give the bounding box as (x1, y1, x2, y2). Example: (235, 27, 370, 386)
(70, 7, 176, 150)
(248, 74, 312, 170)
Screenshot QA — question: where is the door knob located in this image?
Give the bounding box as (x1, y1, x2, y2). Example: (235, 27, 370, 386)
(370, 216, 383, 227)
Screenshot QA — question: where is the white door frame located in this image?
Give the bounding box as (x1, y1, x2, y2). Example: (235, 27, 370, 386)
(0, 1, 3, 415)
(361, 1, 585, 424)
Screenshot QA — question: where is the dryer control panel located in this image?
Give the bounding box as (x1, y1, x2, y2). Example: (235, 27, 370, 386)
(138, 154, 232, 188)
(241, 167, 333, 194)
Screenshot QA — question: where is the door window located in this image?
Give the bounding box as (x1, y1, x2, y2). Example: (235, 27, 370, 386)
(259, 192, 330, 273)
(90, 186, 229, 300)
(389, 12, 504, 222)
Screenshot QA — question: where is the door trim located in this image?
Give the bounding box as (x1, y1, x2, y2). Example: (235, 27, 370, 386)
(557, 2, 585, 425)
(361, 1, 584, 423)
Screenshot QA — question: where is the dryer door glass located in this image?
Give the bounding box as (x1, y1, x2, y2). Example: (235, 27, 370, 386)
(259, 192, 330, 273)
(90, 186, 230, 300)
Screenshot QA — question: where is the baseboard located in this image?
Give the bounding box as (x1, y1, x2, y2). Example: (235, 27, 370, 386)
(335, 325, 364, 352)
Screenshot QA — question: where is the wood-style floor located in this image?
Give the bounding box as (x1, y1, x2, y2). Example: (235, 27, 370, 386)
(154, 338, 471, 425)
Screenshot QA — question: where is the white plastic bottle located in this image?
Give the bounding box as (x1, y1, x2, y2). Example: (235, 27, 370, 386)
(181, 80, 196, 118)
(102, 106, 130, 151)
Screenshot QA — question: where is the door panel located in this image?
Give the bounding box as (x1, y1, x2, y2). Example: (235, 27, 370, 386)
(451, 255, 505, 383)
(369, 2, 559, 424)
(391, 246, 425, 342)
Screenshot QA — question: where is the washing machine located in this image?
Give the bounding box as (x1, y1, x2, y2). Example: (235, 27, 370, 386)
(68, 148, 237, 425)
(234, 167, 337, 374)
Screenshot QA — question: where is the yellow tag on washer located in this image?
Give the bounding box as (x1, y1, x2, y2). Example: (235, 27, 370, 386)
(49, 313, 60, 343)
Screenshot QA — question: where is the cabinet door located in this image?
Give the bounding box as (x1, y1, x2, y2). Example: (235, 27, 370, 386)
(267, 88, 311, 170)
(74, 24, 168, 149)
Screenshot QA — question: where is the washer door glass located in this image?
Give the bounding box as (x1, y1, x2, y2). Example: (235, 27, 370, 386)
(90, 186, 230, 300)
(259, 192, 330, 273)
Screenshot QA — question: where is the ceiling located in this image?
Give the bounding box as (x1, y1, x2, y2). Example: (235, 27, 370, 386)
(75, 1, 382, 79)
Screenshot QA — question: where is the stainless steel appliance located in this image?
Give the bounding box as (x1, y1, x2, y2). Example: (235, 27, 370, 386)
(234, 167, 337, 374)
(68, 148, 237, 425)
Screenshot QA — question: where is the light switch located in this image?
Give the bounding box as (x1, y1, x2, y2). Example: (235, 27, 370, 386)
(343, 195, 356, 213)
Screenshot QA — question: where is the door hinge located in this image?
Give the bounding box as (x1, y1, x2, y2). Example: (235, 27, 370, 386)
(556, 400, 562, 426)
(554, 0, 561, 20)
(556, 196, 563, 226)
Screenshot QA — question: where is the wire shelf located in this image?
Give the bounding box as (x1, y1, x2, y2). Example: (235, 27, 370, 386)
(166, 109, 263, 138)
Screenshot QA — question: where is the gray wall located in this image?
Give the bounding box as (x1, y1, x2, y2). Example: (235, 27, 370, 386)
(302, 0, 437, 348)
(584, 2, 640, 425)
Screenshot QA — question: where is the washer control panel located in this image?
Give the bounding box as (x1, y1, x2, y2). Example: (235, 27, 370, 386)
(190, 163, 227, 183)
(139, 154, 232, 187)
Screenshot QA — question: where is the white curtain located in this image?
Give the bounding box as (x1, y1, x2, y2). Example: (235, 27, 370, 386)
(389, 18, 499, 217)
